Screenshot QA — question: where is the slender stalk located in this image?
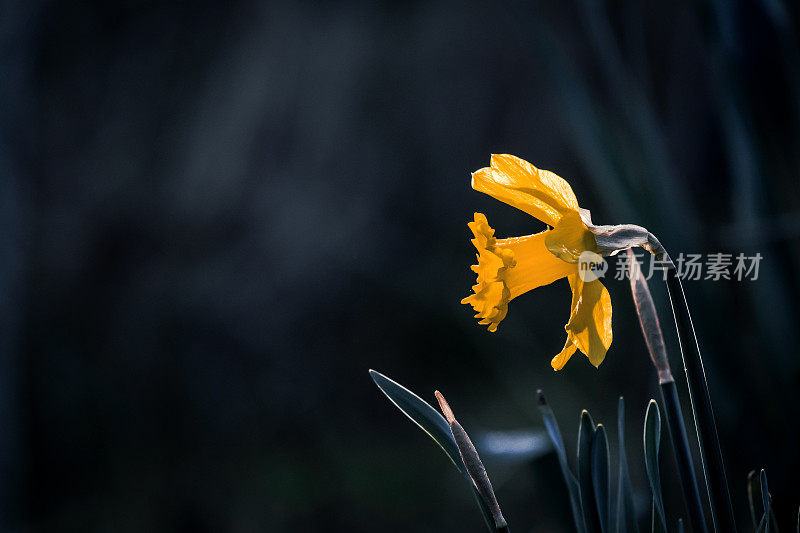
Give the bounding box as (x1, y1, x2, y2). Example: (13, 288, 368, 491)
(627, 249, 707, 532)
(659, 380, 709, 533)
(664, 266, 736, 532)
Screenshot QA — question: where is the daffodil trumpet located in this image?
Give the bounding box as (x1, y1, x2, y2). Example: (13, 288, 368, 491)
(461, 154, 666, 370)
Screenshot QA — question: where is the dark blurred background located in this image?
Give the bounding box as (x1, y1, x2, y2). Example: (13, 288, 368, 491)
(3, 0, 800, 531)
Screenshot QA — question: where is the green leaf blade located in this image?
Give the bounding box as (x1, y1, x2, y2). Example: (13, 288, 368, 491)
(370, 370, 467, 476)
(592, 425, 611, 533)
(644, 400, 666, 533)
(760, 469, 771, 533)
(579, 410, 600, 533)
(537, 390, 585, 533)
(370, 371, 499, 532)
(616, 397, 639, 533)
(748, 470, 759, 531)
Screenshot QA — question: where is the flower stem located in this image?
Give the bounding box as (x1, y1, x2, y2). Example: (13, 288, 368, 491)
(663, 266, 736, 532)
(659, 380, 709, 533)
(627, 249, 709, 532)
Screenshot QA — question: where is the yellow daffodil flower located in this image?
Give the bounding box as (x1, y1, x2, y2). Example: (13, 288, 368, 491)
(462, 154, 612, 370)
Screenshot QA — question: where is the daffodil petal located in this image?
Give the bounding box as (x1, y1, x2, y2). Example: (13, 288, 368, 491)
(551, 338, 578, 370)
(564, 274, 612, 367)
(471, 154, 580, 227)
(545, 211, 598, 263)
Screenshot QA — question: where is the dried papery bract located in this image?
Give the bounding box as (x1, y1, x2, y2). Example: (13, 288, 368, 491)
(435, 390, 456, 424)
(580, 208, 669, 260)
(435, 391, 509, 532)
(627, 249, 673, 384)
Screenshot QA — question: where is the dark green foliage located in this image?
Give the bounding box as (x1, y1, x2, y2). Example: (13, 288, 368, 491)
(538, 391, 585, 533)
(757, 470, 771, 533)
(616, 398, 638, 533)
(591, 425, 611, 533)
(644, 400, 666, 533)
(748, 468, 778, 533)
(748, 471, 760, 531)
(537, 397, 670, 533)
(747, 468, 790, 533)
(579, 410, 602, 533)
(538, 398, 629, 533)
(659, 382, 708, 533)
(370, 370, 466, 475)
(369, 370, 497, 531)
(373, 373, 787, 533)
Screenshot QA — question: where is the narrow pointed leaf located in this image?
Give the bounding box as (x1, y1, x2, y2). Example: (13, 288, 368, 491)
(591, 425, 611, 533)
(658, 381, 707, 533)
(538, 390, 585, 533)
(760, 470, 771, 533)
(616, 397, 638, 533)
(579, 410, 601, 533)
(370, 370, 467, 475)
(748, 471, 759, 531)
(369, 371, 495, 530)
(644, 400, 667, 532)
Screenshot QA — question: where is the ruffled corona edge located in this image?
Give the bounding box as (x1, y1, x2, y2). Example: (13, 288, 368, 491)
(461, 213, 515, 332)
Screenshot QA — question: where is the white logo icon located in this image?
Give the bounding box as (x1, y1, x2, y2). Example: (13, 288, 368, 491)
(578, 251, 607, 282)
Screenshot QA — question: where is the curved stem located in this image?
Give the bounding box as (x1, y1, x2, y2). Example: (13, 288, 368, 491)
(663, 266, 736, 532)
(659, 380, 709, 533)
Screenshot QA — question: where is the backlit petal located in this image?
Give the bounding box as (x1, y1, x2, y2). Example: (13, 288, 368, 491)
(563, 274, 612, 367)
(551, 338, 578, 370)
(545, 211, 598, 263)
(471, 154, 580, 227)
